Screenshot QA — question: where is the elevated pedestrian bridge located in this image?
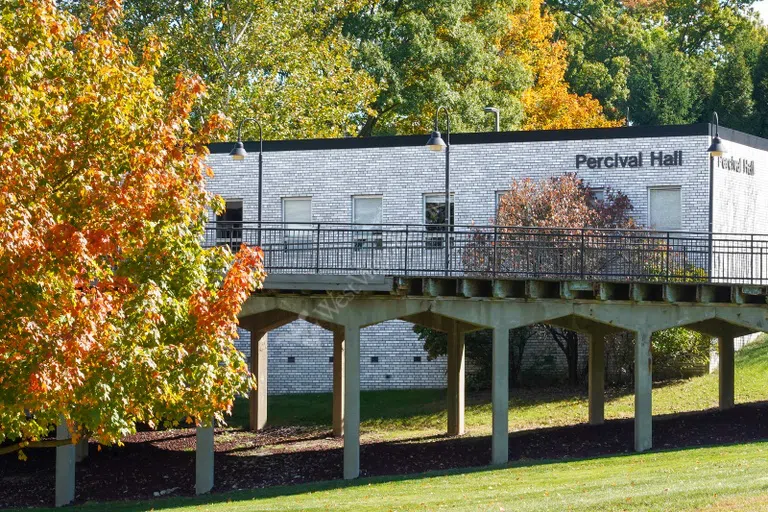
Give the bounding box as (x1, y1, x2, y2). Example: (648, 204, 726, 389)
(203, 222, 768, 484)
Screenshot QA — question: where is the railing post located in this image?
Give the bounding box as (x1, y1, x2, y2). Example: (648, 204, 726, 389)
(666, 232, 670, 281)
(315, 223, 321, 274)
(404, 225, 409, 276)
(493, 226, 498, 278)
(580, 228, 585, 279)
(444, 226, 450, 277)
(751, 234, 755, 285)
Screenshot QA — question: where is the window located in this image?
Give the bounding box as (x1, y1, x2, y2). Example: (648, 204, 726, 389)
(352, 195, 383, 250)
(215, 200, 243, 249)
(588, 188, 605, 203)
(424, 193, 455, 249)
(282, 197, 312, 240)
(648, 187, 682, 231)
(424, 193, 455, 227)
(370, 356, 379, 363)
(413, 356, 422, 363)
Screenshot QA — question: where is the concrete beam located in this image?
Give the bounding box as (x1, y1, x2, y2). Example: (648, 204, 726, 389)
(239, 310, 297, 333)
(588, 332, 607, 425)
(195, 424, 214, 495)
(333, 328, 345, 437)
(55, 419, 75, 507)
(491, 325, 509, 465)
(634, 330, 653, 452)
(262, 274, 393, 292)
(572, 303, 716, 333)
(431, 300, 573, 331)
(401, 312, 482, 334)
(544, 315, 623, 337)
(719, 336, 735, 410)
(344, 324, 361, 479)
(447, 325, 465, 436)
(249, 330, 268, 431)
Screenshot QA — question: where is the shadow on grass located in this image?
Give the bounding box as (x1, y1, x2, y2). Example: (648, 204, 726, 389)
(59, 401, 768, 512)
(6, 402, 768, 511)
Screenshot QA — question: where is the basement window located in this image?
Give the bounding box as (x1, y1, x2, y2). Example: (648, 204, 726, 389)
(287, 356, 296, 363)
(413, 356, 422, 363)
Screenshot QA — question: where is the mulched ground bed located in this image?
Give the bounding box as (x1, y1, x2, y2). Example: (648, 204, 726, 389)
(2, 402, 768, 509)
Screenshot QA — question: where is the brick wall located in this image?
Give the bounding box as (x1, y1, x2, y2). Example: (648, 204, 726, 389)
(205, 131, 767, 394)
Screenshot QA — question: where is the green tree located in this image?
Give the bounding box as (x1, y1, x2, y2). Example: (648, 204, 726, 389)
(711, 51, 756, 132)
(63, 0, 379, 141)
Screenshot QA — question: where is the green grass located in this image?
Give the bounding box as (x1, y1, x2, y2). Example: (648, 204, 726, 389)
(230, 333, 768, 441)
(23, 441, 768, 511)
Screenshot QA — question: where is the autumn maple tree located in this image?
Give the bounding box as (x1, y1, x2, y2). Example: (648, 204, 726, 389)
(0, 0, 264, 457)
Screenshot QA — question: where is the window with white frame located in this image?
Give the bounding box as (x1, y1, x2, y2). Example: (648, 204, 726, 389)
(588, 187, 605, 203)
(424, 193, 455, 249)
(282, 197, 312, 239)
(215, 199, 243, 249)
(424, 193, 455, 229)
(352, 195, 383, 250)
(648, 187, 682, 231)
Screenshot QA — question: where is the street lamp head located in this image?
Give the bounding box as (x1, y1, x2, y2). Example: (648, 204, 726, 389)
(229, 141, 247, 160)
(426, 130, 447, 151)
(707, 111, 726, 157)
(483, 106, 499, 113)
(707, 135, 726, 157)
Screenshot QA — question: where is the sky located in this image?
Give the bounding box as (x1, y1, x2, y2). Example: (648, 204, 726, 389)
(755, 1, 768, 22)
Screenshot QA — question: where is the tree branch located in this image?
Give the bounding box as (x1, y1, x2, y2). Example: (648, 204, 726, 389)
(0, 439, 75, 457)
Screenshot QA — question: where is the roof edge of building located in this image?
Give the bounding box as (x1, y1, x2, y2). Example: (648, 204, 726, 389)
(206, 122, 768, 154)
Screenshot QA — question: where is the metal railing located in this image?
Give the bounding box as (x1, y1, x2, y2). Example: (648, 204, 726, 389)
(204, 222, 768, 285)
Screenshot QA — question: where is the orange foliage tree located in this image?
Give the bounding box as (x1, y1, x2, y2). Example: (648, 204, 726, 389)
(505, 0, 623, 130)
(0, 0, 264, 457)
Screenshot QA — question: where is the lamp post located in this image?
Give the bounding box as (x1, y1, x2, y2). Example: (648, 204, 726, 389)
(484, 107, 500, 132)
(426, 106, 451, 275)
(229, 118, 264, 246)
(706, 112, 727, 280)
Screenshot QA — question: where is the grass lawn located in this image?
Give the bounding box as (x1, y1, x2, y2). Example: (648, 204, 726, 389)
(24, 441, 768, 511)
(231, 333, 768, 442)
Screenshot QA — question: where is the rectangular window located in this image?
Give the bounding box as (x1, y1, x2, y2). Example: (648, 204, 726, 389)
(215, 200, 243, 249)
(424, 194, 454, 249)
(589, 187, 605, 203)
(648, 187, 682, 231)
(352, 195, 383, 250)
(424, 193, 455, 228)
(283, 197, 313, 244)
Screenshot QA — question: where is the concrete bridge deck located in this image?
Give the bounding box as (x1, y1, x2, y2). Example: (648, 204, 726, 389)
(191, 222, 768, 494)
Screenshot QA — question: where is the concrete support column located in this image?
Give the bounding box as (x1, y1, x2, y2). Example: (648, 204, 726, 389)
(333, 328, 345, 437)
(588, 331, 607, 425)
(195, 424, 214, 495)
(447, 325, 466, 436)
(634, 330, 653, 452)
(491, 325, 509, 465)
(249, 330, 268, 431)
(75, 437, 88, 463)
(718, 335, 735, 410)
(55, 419, 75, 507)
(343, 324, 361, 480)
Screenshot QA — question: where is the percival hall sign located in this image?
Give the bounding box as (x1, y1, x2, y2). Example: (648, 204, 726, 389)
(575, 151, 683, 169)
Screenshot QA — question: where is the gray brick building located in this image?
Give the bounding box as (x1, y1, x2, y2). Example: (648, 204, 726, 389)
(204, 123, 768, 394)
